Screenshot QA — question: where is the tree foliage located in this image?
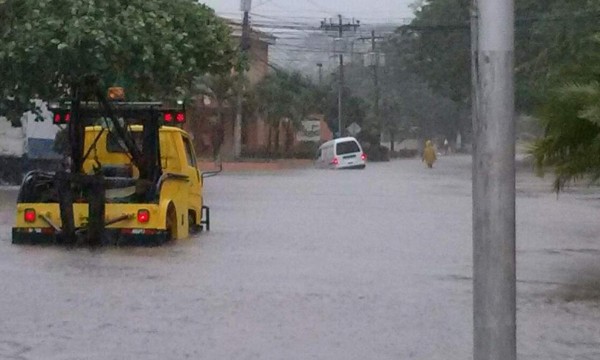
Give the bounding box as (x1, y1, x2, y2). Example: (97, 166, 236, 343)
(254, 69, 322, 153)
(255, 70, 320, 126)
(398, 0, 597, 112)
(400, 0, 471, 104)
(0, 0, 234, 124)
(531, 81, 600, 191)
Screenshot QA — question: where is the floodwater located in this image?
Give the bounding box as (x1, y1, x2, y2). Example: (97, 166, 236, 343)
(1, 155, 600, 359)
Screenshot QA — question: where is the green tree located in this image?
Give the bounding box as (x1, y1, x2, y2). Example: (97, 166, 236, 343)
(400, 0, 471, 104)
(525, 3, 600, 190)
(531, 81, 600, 191)
(0, 0, 234, 125)
(195, 73, 239, 127)
(399, 0, 595, 113)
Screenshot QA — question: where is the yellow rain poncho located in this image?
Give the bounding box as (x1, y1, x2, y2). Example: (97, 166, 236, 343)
(422, 140, 437, 168)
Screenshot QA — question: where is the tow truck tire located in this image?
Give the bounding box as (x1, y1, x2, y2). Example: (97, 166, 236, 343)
(166, 204, 177, 241)
(189, 210, 201, 234)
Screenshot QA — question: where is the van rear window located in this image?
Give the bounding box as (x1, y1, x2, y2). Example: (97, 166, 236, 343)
(336, 141, 360, 155)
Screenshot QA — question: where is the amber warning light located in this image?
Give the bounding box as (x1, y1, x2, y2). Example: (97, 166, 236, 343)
(108, 87, 125, 101)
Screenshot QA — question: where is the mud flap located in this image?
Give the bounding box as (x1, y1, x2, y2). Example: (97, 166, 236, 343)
(200, 205, 210, 231)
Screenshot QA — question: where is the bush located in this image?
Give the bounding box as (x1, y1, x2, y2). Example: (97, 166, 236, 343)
(292, 141, 319, 159)
(364, 144, 390, 162)
(391, 149, 418, 158)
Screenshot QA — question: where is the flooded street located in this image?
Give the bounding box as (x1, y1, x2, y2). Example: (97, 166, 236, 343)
(1, 155, 600, 359)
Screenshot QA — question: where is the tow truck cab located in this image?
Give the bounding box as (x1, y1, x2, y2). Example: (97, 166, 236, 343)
(12, 88, 210, 246)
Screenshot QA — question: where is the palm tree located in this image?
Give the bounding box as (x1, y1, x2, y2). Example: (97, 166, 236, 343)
(255, 71, 319, 156)
(194, 73, 238, 126)
(531, 81, 600, 191)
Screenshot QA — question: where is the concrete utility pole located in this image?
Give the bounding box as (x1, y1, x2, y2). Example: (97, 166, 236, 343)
(472, 0, 516, 359)
(337, 15, 343, 138)
(371, 30, 380, 143)
(234, 0, 252, 158)
(320, 15, 359, 138)
(360, 31, 385, 143)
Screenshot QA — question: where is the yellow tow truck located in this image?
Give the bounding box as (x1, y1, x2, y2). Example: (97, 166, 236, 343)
(12, 85, 215, 246)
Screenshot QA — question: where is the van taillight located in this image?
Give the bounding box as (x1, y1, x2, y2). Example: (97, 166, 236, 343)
(331, 157, 339, 165)
(137, 209, 150, 223)
(24, 209, 36, 223)
(361, 153, 366, 161)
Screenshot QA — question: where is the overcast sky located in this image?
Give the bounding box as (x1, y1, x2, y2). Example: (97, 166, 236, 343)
(200, 0, 416, 24)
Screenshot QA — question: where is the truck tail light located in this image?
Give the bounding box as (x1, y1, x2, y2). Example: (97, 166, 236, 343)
(175, 112, 185, 123)
(52, 112, 71, 124)
(24, 209, 36, 223)
(137, 209, 150, 223)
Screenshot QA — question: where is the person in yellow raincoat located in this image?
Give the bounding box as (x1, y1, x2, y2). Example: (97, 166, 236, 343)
(422, 140, 437, 168)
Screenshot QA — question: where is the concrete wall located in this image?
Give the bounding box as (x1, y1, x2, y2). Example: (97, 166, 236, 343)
(0, 100, 61, 159)
(0, 117, 25, 157)
(381, 138, 419, 151)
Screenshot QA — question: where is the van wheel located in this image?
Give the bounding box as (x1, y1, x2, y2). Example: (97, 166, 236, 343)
(166, 205, 177, 241)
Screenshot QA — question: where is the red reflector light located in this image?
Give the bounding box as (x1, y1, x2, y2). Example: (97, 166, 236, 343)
(24, 209, 36, 223)
(137, 209, 150, 223)
(331, 157, 339, 165)
(164, 113, 173, 123)
(41, 227, 55, 235)
(361, 153, 366, 161)
(175, 112, 185, 123)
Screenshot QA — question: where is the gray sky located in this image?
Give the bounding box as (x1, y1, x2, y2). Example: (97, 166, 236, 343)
(200, 0, 416, 24)
(199, 0, 417, 76)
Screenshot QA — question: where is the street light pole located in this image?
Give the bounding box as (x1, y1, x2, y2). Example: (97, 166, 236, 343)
(472, 0, 516, 359)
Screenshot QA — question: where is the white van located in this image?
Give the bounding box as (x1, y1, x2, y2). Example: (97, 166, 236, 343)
(316, 137, 366, 169)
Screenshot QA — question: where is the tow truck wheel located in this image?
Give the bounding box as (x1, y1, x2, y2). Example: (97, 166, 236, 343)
(166, 204, 177, 241)
(189, 211, 201, 234)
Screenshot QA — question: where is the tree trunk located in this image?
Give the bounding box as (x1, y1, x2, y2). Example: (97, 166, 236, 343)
(274, 121, 280, 156)
(266, 123, 273, 156)
(285, 121, 293, 156)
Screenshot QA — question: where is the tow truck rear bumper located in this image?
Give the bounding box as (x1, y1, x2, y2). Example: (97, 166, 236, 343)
(12, 227, 169, 247)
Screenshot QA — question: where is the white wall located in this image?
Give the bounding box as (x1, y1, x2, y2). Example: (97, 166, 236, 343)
(0, 100, 58, 158)
(0, 117, 25, 157)
(22, 100, 58, 140)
